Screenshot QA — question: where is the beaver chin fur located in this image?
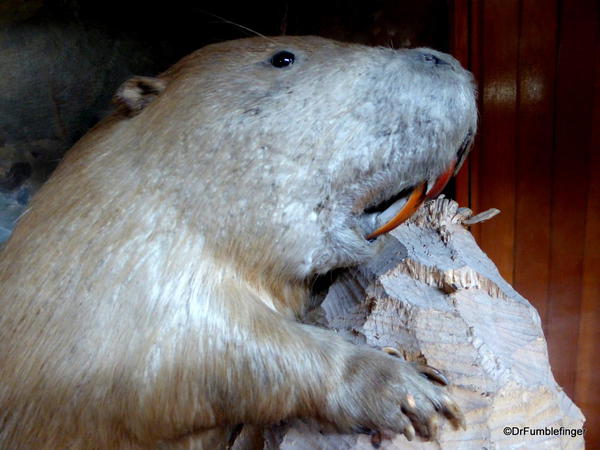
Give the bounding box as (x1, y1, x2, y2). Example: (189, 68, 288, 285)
(0, 36, 476, 448)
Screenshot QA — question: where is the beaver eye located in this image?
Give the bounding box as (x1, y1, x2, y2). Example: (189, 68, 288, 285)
(270, 51, 295, 68)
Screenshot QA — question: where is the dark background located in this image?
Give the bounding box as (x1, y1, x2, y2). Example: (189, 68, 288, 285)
(0, 0, 598, 446)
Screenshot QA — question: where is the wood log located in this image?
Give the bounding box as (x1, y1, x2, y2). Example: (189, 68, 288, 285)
(259, 198, 585, 449)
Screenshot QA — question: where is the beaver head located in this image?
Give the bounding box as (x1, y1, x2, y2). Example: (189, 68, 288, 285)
(113, 36, 476, 280)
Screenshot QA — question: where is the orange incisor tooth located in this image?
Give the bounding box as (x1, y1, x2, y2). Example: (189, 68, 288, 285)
(424, 160, 456, 200)
(365, 182, 427, 240)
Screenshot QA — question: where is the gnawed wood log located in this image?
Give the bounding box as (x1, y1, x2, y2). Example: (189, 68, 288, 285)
(263, 198, 585, 449)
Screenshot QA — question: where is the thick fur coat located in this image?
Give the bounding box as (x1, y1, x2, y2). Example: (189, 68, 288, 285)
(0, 36, 476, 448)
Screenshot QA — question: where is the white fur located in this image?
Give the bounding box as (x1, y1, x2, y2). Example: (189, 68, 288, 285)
(0, 36, 476, 448)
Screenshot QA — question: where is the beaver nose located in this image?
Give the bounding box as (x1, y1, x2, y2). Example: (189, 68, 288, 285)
(418, 51, 451, 67)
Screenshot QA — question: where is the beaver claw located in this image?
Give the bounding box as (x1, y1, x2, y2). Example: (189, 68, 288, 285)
(418, 364, 449, 386)
(357, 427, 414, 448)
(437, 395, 467, 431)
(382, 346, 449, 386)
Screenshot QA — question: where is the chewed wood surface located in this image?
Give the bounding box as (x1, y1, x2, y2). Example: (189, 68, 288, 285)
(268, 199, 584, 449)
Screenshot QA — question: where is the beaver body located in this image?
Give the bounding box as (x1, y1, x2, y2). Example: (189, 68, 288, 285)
(0, 36, 476, 448)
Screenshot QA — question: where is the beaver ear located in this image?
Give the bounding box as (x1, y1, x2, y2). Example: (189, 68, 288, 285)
(113, 76, 167, 116)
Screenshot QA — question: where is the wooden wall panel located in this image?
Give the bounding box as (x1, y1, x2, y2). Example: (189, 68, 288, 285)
(476, 0, 519, 284)
(547, 0, 598, 400)
(576, 34, 600, 447)
(512, 0, 556, 322)
(451, 0, 599, 446)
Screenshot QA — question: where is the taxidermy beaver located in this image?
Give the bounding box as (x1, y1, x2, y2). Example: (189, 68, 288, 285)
(0, 36, 476, 448)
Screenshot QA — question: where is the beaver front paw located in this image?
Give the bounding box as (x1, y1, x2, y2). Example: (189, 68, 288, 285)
(328, 347, 465, 443)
